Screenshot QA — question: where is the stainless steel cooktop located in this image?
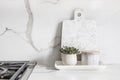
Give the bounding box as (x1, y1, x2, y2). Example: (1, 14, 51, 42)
(0, 61, 36, 80)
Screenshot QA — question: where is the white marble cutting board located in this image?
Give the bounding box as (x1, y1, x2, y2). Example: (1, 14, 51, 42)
(61, 9, 97, 50)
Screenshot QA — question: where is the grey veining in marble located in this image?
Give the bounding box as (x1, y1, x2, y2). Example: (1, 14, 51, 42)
(41, 0, 60, 4)
(24, 0, 39, 52)
(0, 0, 61, 53)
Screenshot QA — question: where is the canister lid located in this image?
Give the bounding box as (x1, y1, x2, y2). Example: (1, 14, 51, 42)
(79, 50, 100, 55)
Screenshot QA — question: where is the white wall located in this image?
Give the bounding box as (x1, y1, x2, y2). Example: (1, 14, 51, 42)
(0, 0, 120, 67)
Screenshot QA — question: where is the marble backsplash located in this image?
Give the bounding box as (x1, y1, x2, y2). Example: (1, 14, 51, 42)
(0, 0, 120, 67)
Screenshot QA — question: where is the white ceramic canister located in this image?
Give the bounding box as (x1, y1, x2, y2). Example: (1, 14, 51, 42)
(81, 53, 88, 65)
(81, 50, 100, 65)
(87, 54, 99, 65)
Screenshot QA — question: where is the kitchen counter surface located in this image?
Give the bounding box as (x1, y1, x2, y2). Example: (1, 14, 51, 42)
(28, 64, 120, 80)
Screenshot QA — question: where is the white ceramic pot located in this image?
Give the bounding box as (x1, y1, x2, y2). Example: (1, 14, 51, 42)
(61, 53, 77, 65)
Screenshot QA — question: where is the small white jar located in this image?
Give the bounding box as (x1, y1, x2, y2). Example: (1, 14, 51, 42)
(81, 50, 100, 65)
(61, 53, 77, 65)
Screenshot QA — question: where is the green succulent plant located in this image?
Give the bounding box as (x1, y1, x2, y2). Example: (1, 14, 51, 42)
(60, 46, 79, 54)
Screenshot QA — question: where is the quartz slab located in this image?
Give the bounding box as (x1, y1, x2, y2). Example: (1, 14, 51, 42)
(28, 64, 120, 80)
(0, 0, 120, 67)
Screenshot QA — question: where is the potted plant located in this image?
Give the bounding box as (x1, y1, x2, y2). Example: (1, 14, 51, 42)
(60, 46, 79, 65)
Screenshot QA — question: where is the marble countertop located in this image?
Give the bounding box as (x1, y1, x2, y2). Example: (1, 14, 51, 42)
(28, 64, 120, 80)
